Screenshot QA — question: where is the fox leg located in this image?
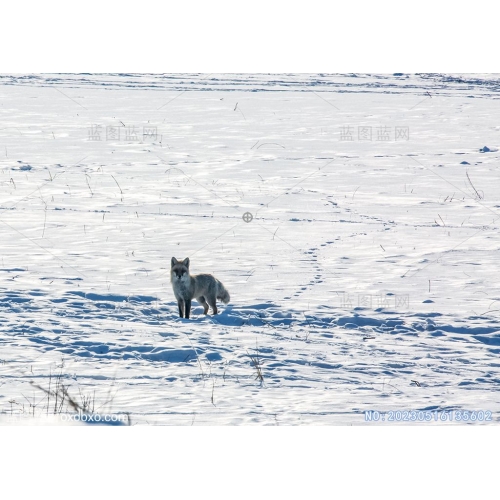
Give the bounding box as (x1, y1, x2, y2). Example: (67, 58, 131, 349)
(177, 299, 184, 318)
(207, 295, 218, 315)
(198, 296, 209, 315)
(185, 299, 192, 319)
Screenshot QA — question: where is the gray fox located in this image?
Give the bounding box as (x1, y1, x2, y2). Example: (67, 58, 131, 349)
(170, 257, 230, 319)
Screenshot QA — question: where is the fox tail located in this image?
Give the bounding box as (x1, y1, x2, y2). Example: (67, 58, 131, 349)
(217, 281, 230, 304)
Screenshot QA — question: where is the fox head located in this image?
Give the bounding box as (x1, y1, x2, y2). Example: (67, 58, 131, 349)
(171, 257, 190, 282)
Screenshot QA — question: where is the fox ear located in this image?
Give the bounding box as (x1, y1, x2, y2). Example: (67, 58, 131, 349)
(171, 257, 178, 268)
(182, 257, 190, 268)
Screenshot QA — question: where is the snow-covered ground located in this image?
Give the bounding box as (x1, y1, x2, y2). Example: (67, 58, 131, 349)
(0, 73, 499, 424)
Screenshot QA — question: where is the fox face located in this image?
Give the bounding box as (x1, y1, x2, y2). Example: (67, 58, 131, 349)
(171, 257, 190, 283)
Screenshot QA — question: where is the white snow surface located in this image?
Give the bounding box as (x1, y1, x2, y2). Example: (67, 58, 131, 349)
(0, 73, 499, 425)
